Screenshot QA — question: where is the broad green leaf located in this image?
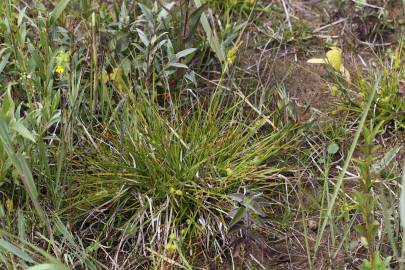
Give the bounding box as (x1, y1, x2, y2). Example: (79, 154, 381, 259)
(187, 4, 208, 42)
(136, 29, 149, 47)
(0, 53, 10, 74)
(0, 119, 45, 224)
(10, 121, 36, 142)
(327, 143, 339, 155)
(50, 0, 71, 23)
(157, 2, 176, 21)
(176, 48, 197, 59)
(0, 239, 34, 263)
(193, 0, 225, 64)
(1, 86, 15, 119)
(229, 207, 246, 228)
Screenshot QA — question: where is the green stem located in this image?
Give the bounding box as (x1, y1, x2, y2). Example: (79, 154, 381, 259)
(314, 76, 380, 253)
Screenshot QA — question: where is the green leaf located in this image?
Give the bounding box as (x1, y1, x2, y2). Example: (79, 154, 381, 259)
(0, 53, 10, 74)
(136, 29, 149, 47)
(1, 86, 15, 119)
(0, 239, 34, 263)
(176, 48, 197, 59)
(18, 209, 26, 241)
(0, 119, 45, 224)
(168, 62, 188, 69)
(50, 0, 71, 23)
(10, 121, 36, 142)
(187, 4, 208, 42)
(327, 143, 339, 155)
(372, 145, 403, 172)
(193, 0, 225, 64)
(28, 263, 69, 270)
(229, 207, 246, 228)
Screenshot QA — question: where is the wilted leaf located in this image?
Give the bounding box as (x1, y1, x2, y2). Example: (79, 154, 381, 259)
(307, 58, 326, 64)
(398, 80, 405, 99)
(230, 237, 244, 257)
(325, 47, 342, 71)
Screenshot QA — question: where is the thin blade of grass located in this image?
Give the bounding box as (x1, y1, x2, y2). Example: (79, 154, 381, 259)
(314, 76, 380, 252)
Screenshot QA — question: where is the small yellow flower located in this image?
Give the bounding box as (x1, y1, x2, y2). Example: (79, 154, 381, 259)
(175, 189, 183, 196)
(227, 47, 238, 66)
(55, 66, 65, 74)
(165, 242, 177, 252)
(225, 168, 233, 176)
(330, 85, 339, 96)
(5, 198, 13, 213)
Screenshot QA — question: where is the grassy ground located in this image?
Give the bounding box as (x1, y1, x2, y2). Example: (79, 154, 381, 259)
(0, 0, 404, 269)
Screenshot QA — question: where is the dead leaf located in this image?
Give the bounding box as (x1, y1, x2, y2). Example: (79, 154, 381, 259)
(399, 80, 405, 99)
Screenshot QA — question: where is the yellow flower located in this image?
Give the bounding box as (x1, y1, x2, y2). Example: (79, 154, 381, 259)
(165, 242, 177, 252)
(55, 66, 65, 74)
(325, 47, 342, 71)
(330, 85, 339, 96)
(5, 198, 13, 213)
(225, 168, 233, 176)
(227, 46, 238, 66)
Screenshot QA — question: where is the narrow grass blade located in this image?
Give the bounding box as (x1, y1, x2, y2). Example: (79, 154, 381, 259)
(401, 160, 405, 270)
(0, 239, 34, 263)
(314, 77, 380, 252)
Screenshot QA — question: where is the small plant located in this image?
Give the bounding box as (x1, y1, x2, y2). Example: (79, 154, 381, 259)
(354, 119, 391, 269)
(227, 189, 270, 265)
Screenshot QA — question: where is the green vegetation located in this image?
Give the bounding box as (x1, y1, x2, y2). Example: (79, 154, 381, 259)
(0, 0, 404, 269)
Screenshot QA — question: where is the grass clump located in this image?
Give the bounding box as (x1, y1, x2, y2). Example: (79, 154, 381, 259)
(62, 93, 298, 267)
(0, 0, 404, 269)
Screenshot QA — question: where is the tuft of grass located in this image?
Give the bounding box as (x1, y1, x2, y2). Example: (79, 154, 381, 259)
(60, 92, 299, 267)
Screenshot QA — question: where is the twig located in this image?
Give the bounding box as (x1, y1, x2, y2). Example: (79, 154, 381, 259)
(313, 18, 346, 33)
(280, 0, 292, 31)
